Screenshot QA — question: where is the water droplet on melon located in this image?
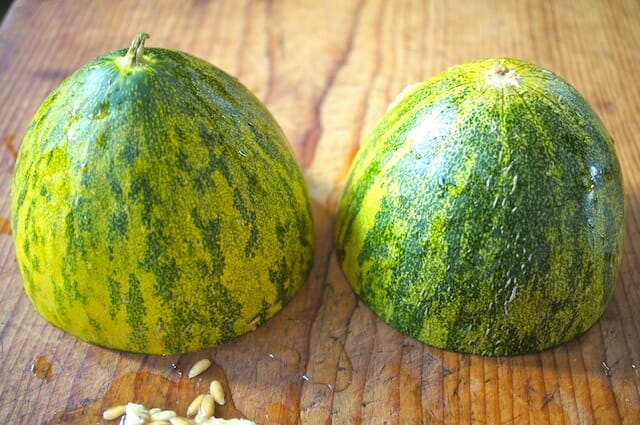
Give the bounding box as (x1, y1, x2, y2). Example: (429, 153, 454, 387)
(89, 101, 110, 120)
(436, 177, 448, 197)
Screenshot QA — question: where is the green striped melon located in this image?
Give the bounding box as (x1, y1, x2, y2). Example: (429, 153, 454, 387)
(335, 58, 625, 356)
(11, 33, 314, 354)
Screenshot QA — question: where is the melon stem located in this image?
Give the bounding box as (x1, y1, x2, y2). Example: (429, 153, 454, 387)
(124, 32, 150, 67)
(485, 61, 520, 89)
(495, 63, 509, 76)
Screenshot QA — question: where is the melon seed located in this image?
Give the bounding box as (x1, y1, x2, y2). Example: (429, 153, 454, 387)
(199, 394, 215, 418)
(186, 394, 205, 417)
(169, 417, 192, 425)
(151, 409, 177, 421)
(188, 359, 211, 379)
(209, 380, 226, 405)
(102, 404, 126, 420)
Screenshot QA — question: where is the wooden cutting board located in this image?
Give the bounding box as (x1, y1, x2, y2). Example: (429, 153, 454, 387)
(0, 0, 639, 423)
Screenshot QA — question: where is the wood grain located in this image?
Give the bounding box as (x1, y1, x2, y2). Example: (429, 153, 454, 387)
(0, 0, 639, 423)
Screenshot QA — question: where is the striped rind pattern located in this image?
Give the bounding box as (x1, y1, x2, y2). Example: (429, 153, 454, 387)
(335, 58, 625, 356)
(11, 46, 314, 354)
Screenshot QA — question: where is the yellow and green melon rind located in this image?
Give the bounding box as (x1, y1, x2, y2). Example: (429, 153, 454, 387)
(335, 58, 625, 356)
(11, 41, 314, 354)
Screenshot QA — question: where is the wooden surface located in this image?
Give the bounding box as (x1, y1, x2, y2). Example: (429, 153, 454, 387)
(0, 0, 639, 423)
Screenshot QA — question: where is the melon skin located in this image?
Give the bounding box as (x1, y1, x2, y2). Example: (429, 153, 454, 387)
(11, 34, 314, 354)
(335, 58, 625, 356)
